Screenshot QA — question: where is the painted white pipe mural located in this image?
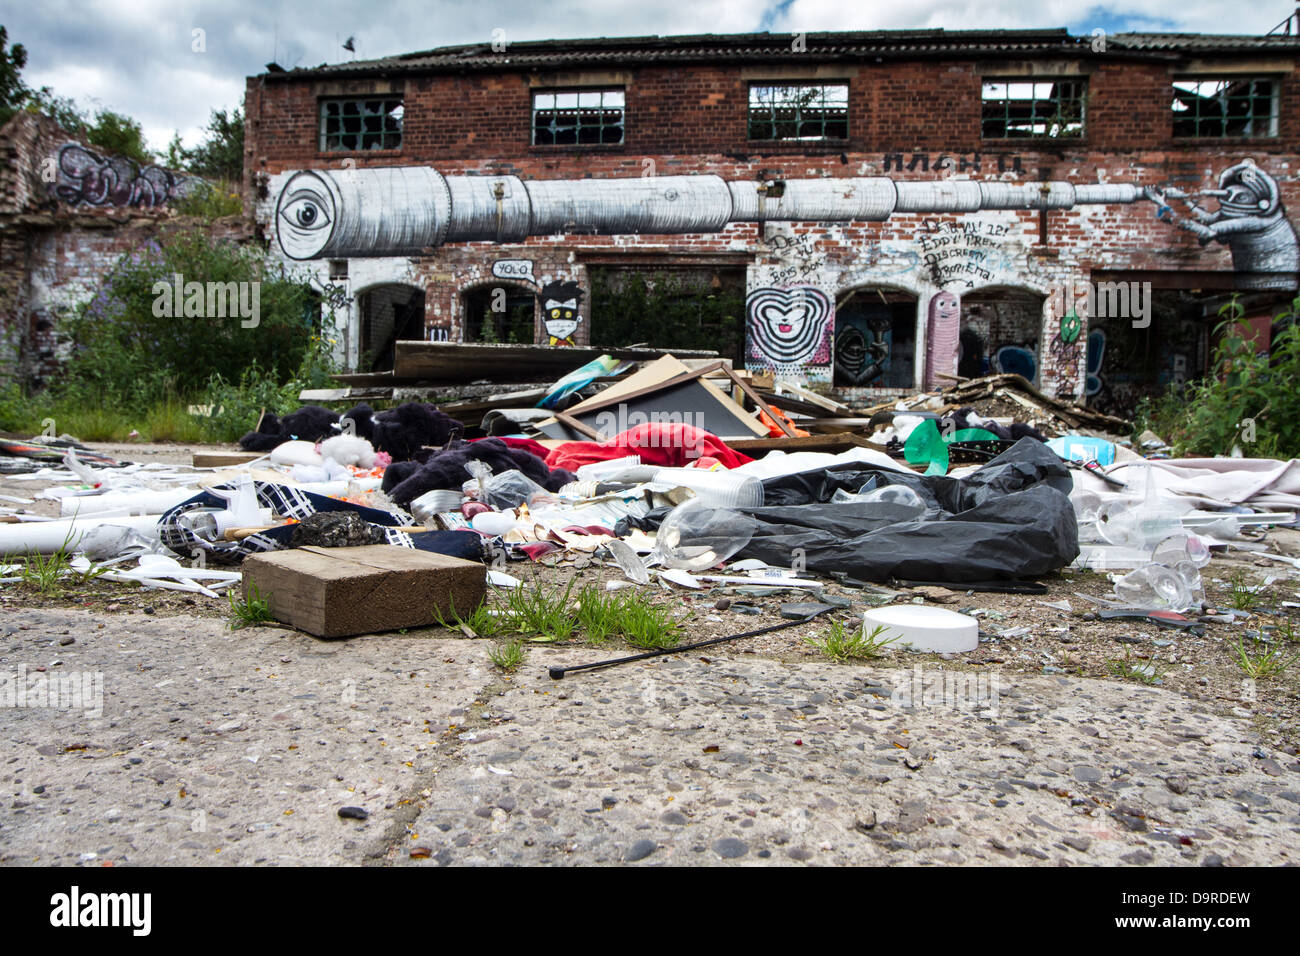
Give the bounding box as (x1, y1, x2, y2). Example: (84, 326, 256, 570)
(276, 167, 1152, 260)
(271, 160, 1297, 390)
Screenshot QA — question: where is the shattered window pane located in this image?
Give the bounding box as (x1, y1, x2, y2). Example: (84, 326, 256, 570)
(748, 83, 849, 141)
(981, 78, 1086, 138)
(319, 96, 403, 152)
(1172, 78, 1277, 138)
(532, 88, 626, 146)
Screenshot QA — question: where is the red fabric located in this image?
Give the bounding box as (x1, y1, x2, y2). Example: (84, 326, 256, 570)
(544, 423, 754, 472)
(469, 436, 551, 462)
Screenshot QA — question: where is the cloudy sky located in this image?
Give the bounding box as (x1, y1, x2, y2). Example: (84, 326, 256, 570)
(3, 0, 1291, 153)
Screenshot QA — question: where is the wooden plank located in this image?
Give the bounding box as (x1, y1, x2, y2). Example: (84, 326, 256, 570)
(241, 544, 486, 639)
(193, 451, 263, 468)
(774, 380, 851, 414)
(391, 342, 720, 385)
(728, 433, 886, 454)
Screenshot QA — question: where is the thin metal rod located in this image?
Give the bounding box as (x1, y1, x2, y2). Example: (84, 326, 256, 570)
(548, 607, 833, 679)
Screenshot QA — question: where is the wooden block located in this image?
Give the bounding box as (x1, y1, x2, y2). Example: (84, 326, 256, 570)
(241, 545, 486, 638)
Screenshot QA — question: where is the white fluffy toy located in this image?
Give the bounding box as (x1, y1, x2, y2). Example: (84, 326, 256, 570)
(319, 434, 378, 469)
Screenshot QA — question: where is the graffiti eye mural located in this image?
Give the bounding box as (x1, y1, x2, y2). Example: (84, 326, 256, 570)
(551, 308, 561, 318)
(275, 171, 340, 259)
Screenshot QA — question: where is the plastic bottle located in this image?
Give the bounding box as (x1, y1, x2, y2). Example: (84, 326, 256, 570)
(654, 499, 758, 571)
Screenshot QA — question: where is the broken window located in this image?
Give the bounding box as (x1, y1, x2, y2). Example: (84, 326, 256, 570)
(748, 83, 849, 141)
(319, 96, 404, 152)
(1172, 78, 1278, 138)
(532, 89, 625, 146)
(463, 286, 537, 343)
(981, 80, 1085, 139)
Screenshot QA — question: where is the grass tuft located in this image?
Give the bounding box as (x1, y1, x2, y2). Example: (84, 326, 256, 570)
(488, 638, 525, 672)
(806, 620, 898, 662)
(1105, 647, 1169, 685)
(1231, 637, 1299, 680)
(228, 583, 274, 630)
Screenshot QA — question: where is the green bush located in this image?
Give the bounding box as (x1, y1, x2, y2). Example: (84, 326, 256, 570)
(55, 230, 329, 410)
(171, 180, 243, 220)
(1136, 295, 1300, 459)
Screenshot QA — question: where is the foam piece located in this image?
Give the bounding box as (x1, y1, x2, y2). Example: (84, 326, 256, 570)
(862, 605, 979, 653)
(269, 440, 324, 467)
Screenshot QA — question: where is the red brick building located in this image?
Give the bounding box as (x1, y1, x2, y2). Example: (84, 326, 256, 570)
(244, 27, 1300, 412)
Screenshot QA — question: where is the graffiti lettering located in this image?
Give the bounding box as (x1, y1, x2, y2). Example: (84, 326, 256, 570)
(51, 144, 192, 208)
(883, 153, 1023, 176)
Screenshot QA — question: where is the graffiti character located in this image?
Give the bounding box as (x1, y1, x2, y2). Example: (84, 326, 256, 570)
(923, 290, 961, 388)
(1147, 161, 1298, 288)
(834, 315, 892, 385)
(538, 279, 583, 346)
(746, 286, 833, 369)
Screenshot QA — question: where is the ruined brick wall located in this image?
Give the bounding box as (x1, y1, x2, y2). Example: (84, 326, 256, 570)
(1, 112, 251, 388)
(247, 51, 1300, 397)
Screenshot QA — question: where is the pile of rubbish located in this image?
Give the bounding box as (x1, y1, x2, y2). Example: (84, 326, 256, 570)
(2, 357, 1297, 646)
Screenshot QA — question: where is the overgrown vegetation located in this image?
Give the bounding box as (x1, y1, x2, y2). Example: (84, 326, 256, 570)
(806, 620, 898, 662)
(1135, 295, 1300, 459)
(589, 268, 745, 361)
(1, 228, 340, 444)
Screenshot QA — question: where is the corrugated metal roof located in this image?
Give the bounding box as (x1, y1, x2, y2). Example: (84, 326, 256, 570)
(265, 28, 1300, 79)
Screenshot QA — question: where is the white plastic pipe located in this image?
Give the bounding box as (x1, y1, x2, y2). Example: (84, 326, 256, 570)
(0, 515, 162, 555)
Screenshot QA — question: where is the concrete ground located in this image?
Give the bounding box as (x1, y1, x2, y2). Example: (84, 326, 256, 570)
(2, 607, 1297, 866)
(1, 441, 1298, 866)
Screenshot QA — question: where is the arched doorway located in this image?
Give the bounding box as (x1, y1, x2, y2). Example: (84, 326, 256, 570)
(833, 287, 919, 388)
(462, 284, 537, 344)
(358, 284, 425, 373)
(959, 287, 1045, 383)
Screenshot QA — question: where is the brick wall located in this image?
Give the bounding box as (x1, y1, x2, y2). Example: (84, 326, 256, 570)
(242, 48, 1300, 398)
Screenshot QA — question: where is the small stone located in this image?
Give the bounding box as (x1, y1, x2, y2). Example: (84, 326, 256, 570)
(59, 637, 74, 646)
(625, 839, 657, 862)
(337, 806, 369, 820)
(1121, 849, 1154, 865)
(786, 846, 813, 861)
(1072, 765, 1103, 783)
(1063, 835, 1092, 852)
(779, 602, 836, 620)
(660, 811, 688, 825)
(1166, 775, 1190, 795)
(714, 598, 731, 611)
(712, 837, 748, 859)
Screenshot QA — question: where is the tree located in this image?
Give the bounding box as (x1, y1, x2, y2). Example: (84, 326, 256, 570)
(0, 25, 29, 124)
(85, 108, 153, 165)
(173, 106, 243, 181)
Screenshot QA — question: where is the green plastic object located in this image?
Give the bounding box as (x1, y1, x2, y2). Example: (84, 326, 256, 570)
(903, 420, 1000, 475)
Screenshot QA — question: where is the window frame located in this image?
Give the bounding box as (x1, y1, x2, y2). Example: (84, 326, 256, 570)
(980, 77, 1088, 141)
(746, 81, 850, 143)
(318, 95, 404, 154)
(530, 87, 627, 147)
(1171, 75, 1280, 140)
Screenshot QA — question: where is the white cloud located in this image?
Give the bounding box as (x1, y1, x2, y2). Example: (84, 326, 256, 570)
(3, 0, 1290, 157)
